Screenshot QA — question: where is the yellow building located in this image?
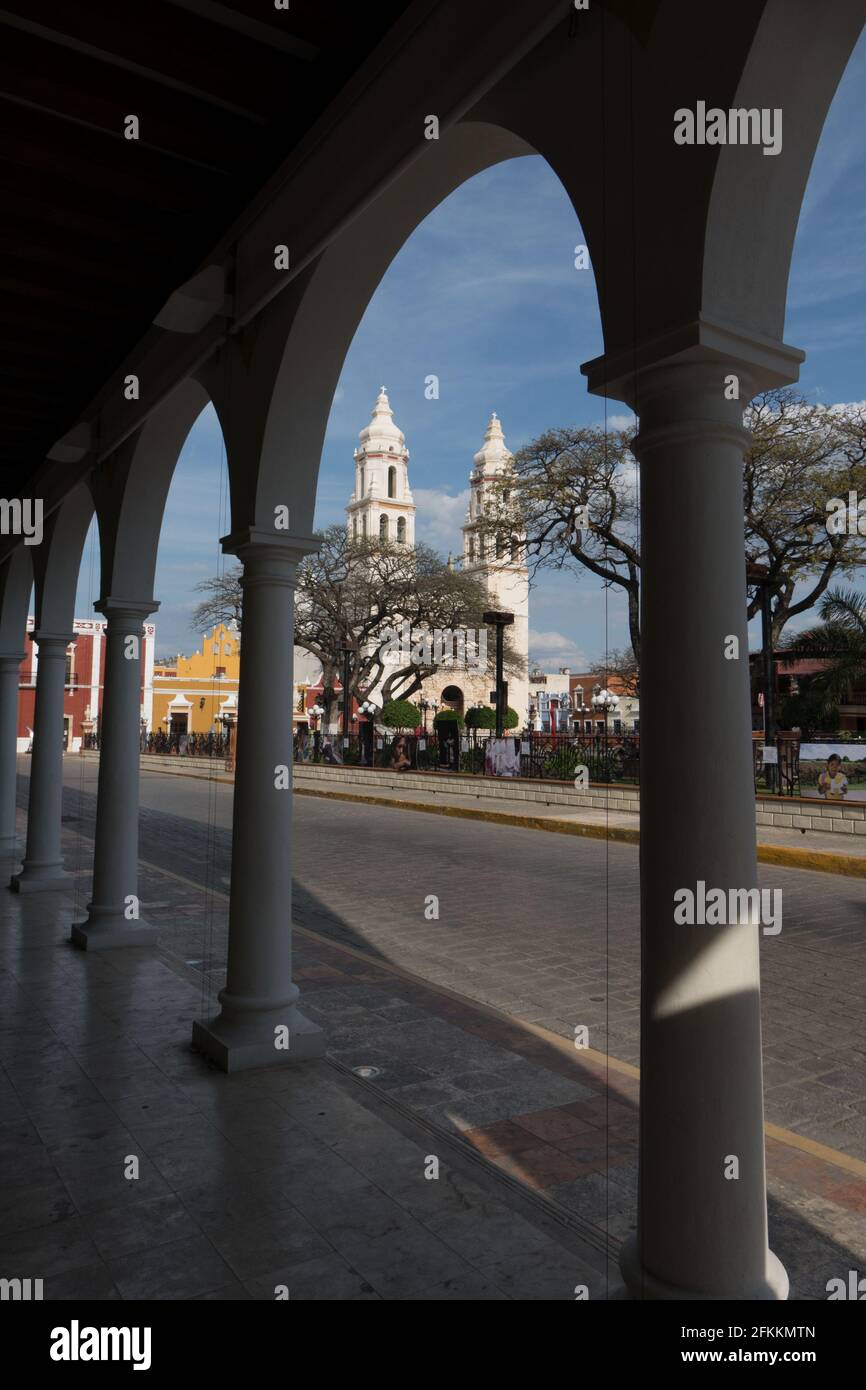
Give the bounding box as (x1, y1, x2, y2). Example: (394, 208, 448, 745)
(151, 622, 240, 736)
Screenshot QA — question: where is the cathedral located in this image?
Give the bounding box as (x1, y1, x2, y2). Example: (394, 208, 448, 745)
(346, 387, 530, 722)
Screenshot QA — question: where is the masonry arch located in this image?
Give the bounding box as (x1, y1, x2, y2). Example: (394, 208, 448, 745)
(93, 376, 219, 603)
(249, 117, 602, 533)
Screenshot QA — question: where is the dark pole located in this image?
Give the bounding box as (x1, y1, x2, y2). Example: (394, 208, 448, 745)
(761, 582, 775, 746)
(483, 610, 514, 739)
(341, 643, 353, 746)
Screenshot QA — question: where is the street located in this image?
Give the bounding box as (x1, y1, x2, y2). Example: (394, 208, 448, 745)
(33, 756, 866, 1162)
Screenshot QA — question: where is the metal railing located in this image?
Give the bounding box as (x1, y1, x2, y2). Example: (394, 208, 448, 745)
(83, 730, 232, 758)
(294, 728, 641, 784)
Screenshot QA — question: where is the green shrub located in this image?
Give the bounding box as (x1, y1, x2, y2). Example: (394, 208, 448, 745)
(381, 699, 420, 731)
(465, 705, 519, 730)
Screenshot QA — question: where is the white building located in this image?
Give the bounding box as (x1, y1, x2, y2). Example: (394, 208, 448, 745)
(343, 388, 530, 722)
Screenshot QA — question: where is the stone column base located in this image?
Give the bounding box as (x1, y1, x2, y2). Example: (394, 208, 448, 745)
(619, 1233, 789, 1301)
(192, 1007, 325, 1073)
(9, 865, 73, 893)
(70, 917, 158, 951)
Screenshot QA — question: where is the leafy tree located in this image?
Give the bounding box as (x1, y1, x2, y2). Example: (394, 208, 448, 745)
(779, 584, 866, 729)
(381, 699, 421, 731)
(479, 390, 866, 667)
(194, 524, 525, 729)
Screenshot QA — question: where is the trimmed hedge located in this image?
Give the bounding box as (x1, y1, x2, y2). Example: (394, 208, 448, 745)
(381, 699, 420, 730)
(464, 704, 520, 730)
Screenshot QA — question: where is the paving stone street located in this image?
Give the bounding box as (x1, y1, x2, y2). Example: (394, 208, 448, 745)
(45, 760, 866, 1162)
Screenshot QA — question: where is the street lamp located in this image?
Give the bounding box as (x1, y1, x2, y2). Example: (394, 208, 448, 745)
(592, 688, 619, 773)
(483, 609, 514, 737)
(358, 698, 377, 765)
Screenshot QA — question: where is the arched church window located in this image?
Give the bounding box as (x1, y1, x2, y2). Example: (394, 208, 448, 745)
(397, 517, 406, 544)
(359, 467, 365, 496)
(352, 516, 358, 541)
(379, 514, 389, 542)
(388, 465, 396, 498)
(468, 537, 475, 561)
(362, 515, 368, 538)
(510, 535, 520, 562)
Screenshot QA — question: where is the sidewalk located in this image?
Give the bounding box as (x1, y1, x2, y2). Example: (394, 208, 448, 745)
(3, 811, 864, 1299)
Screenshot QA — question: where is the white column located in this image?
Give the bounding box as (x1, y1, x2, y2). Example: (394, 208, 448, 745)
(193, 531, 323, 1071)
(619, 356, 787, 1300)
(71, 600, 158, 950)
(11, 632, 74, 892)
(0, 653, 24, 858)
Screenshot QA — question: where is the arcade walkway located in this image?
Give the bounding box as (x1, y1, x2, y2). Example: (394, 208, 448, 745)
(2, 792, 866, 1300)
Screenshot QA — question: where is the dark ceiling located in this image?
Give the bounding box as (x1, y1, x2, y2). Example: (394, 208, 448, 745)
(0, 0, 412, 494)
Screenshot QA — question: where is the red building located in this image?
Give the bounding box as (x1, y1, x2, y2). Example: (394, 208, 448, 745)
(17, 617, 156, 752)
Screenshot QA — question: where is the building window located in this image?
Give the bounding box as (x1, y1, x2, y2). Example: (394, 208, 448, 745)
(613, 718, 622, 734)
(65, 649, 75, 686)
(575, 686, 584, 708)
(388, 465, 396, 499)
(468, 536, 475, 561)
(352, 516, 358, 541)
(379, 514, 389, 542)
(510, 535, 520, 562)
(215, 667, 226, 678)
(359, 466, 365, 496)
(496, 535, 504, 560)
(397, 516, 406, 544)
(362, 515, 368, 538)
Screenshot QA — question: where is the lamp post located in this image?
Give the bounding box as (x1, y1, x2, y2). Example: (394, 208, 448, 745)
(483, 609, 514, 738)
(592, 688, 620, 776)
(311, 702, 324, 760)
(340, 640, 358, 751)
(359, 698, 377, 765)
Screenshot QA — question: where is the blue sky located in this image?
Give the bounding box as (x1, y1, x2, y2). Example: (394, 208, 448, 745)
(75, 29, 866, 660)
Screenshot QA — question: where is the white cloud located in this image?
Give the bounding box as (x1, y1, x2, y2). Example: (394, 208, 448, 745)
(605, 412, 637, 432)
(413, 486, 470, 556)
(528, 628, 588, 670)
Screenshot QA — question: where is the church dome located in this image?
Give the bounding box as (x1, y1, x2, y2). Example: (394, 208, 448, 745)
(356, 386, 407, 458)
(472, 412, 512, 475)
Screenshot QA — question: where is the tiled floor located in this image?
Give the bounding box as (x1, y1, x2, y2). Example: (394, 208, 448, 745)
(0, 858, 619, 1300)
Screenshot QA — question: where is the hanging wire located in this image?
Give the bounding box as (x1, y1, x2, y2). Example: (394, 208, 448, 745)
(73, 515, 98, 922)
(200, 386, 231, 1026)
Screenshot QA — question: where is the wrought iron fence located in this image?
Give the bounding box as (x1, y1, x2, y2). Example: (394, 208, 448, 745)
(293, 727, 641, 784)
(752, 734, 800, 797)
(84, 730, 231, 758)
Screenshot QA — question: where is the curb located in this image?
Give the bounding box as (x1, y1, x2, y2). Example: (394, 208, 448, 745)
(294, 785, 866, 879)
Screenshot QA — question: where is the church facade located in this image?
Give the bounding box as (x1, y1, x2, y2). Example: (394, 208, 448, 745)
(345, 387, 529, 723)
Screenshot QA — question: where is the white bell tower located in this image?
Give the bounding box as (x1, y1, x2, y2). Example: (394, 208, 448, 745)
(346, 387, 415, 547)
(462, 412, 529, 716)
